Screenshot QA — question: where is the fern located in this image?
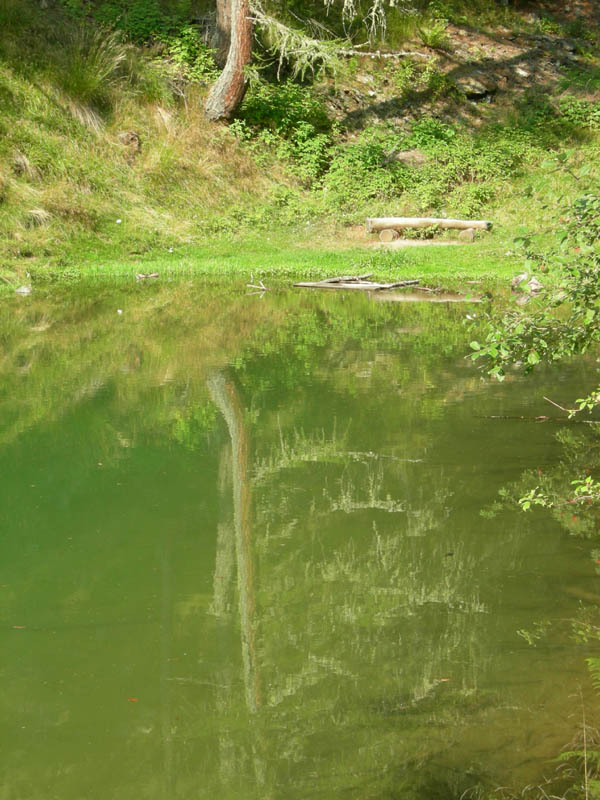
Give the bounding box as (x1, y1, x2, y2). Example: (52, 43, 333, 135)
(588, 657, 600, 692)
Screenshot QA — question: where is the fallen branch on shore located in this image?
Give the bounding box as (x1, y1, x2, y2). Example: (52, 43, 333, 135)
(339, 47, 430, 59)
(247, 280, 270, 291)
(294, 275, 420, 291)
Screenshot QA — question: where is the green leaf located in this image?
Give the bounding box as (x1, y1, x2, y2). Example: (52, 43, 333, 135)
(527, 350, 540, 365)
(470, 341, 481, 351)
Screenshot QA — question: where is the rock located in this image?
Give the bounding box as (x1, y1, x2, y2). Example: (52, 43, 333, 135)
(118, 131, 141, 162)
(511, 273, 543, 297)
(384, 149, 427, 168)
(527, 276, 544, 293)
(118, 130, 141, 148)
(15, 285, 32, 295)
(458, 228, 475, 242)
(515, 66, 530, 77)
(455, 74, 496, 99)
(511, 271, 528, 291)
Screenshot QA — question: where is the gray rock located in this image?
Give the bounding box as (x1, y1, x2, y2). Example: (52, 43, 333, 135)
(511, 271, 528, 291)
(455, 74, 496, 99)
(386, 149, 428, 168)
(527, 276, 544, 293)
(458, 228, 475, 242)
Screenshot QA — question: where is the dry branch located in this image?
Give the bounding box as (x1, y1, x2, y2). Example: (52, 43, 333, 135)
(294, 277, 419, 291)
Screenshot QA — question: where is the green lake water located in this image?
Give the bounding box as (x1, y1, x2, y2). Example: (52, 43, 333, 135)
(1, 282, 598, 799)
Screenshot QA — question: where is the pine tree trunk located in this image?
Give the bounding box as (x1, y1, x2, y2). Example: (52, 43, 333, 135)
(214, 0, 231, 69)
(205, 0, 252, 121)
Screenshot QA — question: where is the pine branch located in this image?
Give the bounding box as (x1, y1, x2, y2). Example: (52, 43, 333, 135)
(251, 1, 344, 78)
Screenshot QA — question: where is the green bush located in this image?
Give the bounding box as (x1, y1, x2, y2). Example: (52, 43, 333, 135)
(323, 134, 409, 208)
(417, 17, 451, 50)
(408, 117, 456, 146)
(389, 59, 459, 102)
(558, 96, 600, 130)
(239, 81, 331, 137)
(404, 125, 530, 212)
(277, 122, 333, 185)
(158, 24, 218, 84)
(232, 81, 334, 187)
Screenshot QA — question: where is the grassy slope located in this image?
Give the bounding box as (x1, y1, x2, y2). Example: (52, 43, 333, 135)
(1, 0, 599, 288)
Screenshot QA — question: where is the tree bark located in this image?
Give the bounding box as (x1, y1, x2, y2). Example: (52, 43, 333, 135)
(205, 0, 253, 121)
(214, 0, 232, 69)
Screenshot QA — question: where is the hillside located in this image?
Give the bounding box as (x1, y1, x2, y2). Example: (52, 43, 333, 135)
(1, 0, 600, 283)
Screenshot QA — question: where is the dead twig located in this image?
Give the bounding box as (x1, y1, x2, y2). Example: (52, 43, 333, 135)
(543, 395, 574, 415)
(247, 280, 270, 291)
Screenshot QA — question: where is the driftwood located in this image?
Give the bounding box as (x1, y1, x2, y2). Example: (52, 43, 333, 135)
(303, 273, 373, 285)
(294, 275, 420, 291)
(339, 47, 430, 59)
(247, 280, 270, 291)
(366, 217, 492, 233)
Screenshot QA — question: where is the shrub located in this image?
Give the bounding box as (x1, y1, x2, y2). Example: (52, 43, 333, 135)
(408, 117, 456, 146)
(323, 135, 409, 208)
(558, 96, 600, 131)
(233, 81, 333, 187)
(389, 59, 459, 103)
(239, 80, 331, 137)
(277, 122, 333, 185)
(159, 24, 218, 84)
(417, 18, 451, 50)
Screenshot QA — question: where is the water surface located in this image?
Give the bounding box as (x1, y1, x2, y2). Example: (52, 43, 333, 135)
(0, 282, 597, 799)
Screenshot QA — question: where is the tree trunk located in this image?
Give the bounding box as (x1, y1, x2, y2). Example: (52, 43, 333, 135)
(205, 0, 253, 121)
(214, 0, 231, 69)
(207, 372, 261, 713)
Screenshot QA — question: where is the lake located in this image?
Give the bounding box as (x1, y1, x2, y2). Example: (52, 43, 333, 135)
(1, 281, 597, 799)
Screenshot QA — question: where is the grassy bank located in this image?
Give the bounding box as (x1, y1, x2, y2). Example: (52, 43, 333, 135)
(1, 0, 599, 287)
(8, 227, 517, 289)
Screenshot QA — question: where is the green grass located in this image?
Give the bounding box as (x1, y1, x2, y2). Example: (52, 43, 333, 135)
(1, 0, 600, 289)
(2, 225, 518, 294)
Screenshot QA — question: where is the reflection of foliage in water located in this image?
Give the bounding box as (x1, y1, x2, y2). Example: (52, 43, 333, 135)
(232, 292, 469, 408)
(242, 416, 490, 797)
(0, 283, 470, 455)
(483, 423, 600, 546)
(3, 284, 577, 800)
